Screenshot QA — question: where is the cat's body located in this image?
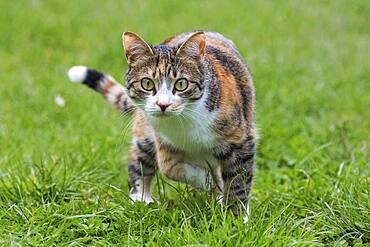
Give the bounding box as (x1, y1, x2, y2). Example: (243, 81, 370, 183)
(68, 31, 256, 217)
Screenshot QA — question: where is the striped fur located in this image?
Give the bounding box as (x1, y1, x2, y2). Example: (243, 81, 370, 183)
(68, 31, 256, 218)
(68, 66, 135, 113)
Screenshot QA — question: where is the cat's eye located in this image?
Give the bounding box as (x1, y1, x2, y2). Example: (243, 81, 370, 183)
(141, 78, 155, 91)
(174, 78, 188, 92)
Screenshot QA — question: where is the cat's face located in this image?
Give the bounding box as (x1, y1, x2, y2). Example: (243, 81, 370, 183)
(123, 32, 206, 118)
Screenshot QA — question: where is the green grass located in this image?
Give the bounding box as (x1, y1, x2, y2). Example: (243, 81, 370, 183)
(0, 0, 369, 245)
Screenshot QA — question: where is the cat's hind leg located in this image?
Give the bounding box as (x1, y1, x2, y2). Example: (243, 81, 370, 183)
(213, 137, 255, 217)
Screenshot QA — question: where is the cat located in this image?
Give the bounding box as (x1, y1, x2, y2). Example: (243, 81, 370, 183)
(67, 31, 256, 219)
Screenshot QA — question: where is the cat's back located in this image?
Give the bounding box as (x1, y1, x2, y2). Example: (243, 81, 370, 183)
(162, 31, 240, 57)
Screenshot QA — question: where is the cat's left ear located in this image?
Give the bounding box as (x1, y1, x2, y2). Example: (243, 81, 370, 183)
(176, 32, 206, 61)
(122, 32, 154, 64)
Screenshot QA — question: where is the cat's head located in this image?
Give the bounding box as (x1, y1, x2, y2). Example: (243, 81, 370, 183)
(123, 32, 206, 118)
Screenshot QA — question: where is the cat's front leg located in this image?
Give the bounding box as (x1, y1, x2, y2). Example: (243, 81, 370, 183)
(213, 138, 255, 218)
(128, 137, 157, 204)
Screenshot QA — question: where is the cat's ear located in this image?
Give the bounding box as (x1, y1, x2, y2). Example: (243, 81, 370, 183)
(176, 32, 206, 61)
(122, 32, 154, 64)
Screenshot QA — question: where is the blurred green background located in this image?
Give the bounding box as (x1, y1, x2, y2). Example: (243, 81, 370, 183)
(0, 0, 369, 245)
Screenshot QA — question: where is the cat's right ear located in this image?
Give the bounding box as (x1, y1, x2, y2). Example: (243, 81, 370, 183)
(122, 32, 154, 64)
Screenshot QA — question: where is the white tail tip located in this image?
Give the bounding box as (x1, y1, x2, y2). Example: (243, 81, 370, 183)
(67, 65, 88, 83)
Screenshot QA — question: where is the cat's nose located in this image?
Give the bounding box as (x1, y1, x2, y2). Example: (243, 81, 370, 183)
(156, 102, 171, 112)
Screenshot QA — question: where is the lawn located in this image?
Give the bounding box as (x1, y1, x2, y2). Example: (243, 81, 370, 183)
(0, 0, 369, 246)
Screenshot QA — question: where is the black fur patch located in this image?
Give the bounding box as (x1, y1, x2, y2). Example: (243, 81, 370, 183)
(83, 69, 104, 90)
(136, 138, 157, 176)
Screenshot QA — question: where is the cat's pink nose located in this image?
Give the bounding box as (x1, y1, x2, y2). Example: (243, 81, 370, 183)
(156, 102, 171, 112)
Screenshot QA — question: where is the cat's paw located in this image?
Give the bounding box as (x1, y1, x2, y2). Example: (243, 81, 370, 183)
(243, 204, 250, 224)
(216, 195, 223, 205)
(67, 65, 88, 83)
(129, 192, 154, 204)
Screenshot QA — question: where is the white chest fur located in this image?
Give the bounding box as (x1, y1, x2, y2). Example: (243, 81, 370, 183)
(150, 103, 217, 152)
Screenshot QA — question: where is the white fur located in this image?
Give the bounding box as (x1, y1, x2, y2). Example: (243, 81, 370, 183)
(130, 192, 154, 204)
(129, 177, 153, 204)
(67, 65, 88, 83)
(243, 204, 250, 224)
(181, 163, 210, 190)
(156, 83, 173, 106)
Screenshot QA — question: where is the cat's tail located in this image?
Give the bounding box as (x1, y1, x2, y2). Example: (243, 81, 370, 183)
(67, 65, 135, 114)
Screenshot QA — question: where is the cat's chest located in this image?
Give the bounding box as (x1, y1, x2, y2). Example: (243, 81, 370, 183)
(151, 109, 217, 152)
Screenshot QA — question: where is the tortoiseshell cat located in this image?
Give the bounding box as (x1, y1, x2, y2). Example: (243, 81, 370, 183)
(68, 31, 256, 219)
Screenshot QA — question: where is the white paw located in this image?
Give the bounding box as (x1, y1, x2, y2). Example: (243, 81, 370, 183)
(243, 214, 249, 224)
(67, 65, 88, 83)
(216, 195, 223, 205)
(130, 193, 154, 204)
(243, 204, 250, 224)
